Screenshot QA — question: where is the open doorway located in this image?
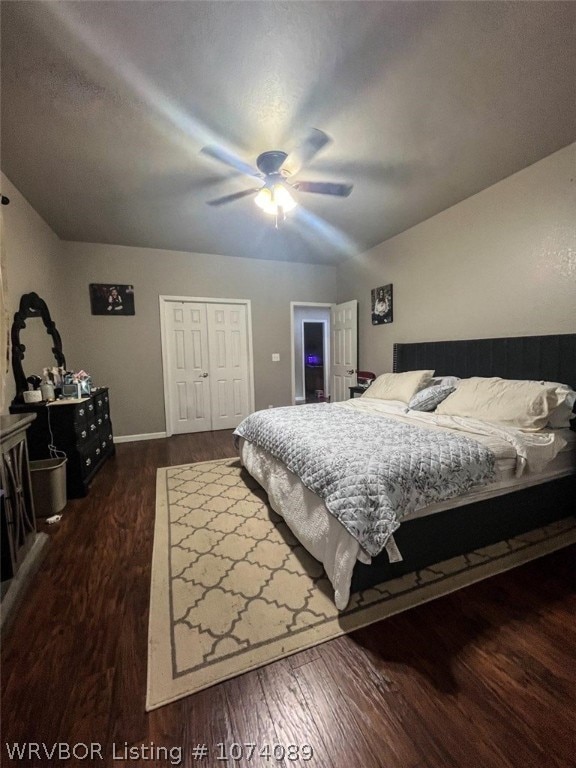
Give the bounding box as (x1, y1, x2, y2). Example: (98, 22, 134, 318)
(302, 321, 326, 403)
(290, 303, 331, 404)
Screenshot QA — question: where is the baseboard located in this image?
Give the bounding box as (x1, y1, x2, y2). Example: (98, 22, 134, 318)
(114, 432, 167, 444)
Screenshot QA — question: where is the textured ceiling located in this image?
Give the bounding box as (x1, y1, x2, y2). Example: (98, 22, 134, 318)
(1, 1, 575, 264)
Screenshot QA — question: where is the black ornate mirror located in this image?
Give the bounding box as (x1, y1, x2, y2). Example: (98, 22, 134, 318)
(11, 292, 66, 401)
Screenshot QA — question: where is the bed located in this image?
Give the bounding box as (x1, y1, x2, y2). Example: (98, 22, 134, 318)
(234, 334, 576, 609)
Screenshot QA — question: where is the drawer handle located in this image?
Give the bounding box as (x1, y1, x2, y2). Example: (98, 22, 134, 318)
(102, 441, 106, 449)
(79, 408, 85, 416)
(85, 458, 92, 467)
(105, 396, 108, 403)
(81, 430, 87, 439)
(88, 404, 94, 411)
(90, 424, 96, 432)
(98, 418, 102, 425)
(104, 414, 109, 420)
(97, 400, 102, 407)
(108, 433, 112, 440)
(96, 448, 101, 456)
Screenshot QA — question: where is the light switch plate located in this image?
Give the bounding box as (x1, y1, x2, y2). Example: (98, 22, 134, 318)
(272, 353, 280, 362)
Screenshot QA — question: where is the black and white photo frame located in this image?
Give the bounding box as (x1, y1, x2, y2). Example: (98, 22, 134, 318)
(90, 284, 135, 316)
(371, 284, 393, 325)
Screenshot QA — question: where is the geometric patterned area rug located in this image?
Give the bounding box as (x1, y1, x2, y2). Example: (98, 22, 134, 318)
(147, 458, 576, 710)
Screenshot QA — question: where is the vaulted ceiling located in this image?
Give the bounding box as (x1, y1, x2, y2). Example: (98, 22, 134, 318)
(1, 1, 574, 264)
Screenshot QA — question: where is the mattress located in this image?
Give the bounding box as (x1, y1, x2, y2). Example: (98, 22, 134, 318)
(238, 403, 574, 609)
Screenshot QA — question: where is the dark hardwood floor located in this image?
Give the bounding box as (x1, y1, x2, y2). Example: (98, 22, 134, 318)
(1, 432, 575, 768)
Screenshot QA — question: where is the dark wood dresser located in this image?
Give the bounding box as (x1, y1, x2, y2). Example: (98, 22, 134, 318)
(10, 388, 115, 498)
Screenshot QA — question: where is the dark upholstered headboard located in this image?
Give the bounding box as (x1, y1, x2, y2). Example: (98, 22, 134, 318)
(393, 334, 576, 390)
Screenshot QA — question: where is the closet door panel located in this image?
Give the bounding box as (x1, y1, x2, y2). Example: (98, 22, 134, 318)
(206, 304, 251, 430)
(165, 302, 212, 434)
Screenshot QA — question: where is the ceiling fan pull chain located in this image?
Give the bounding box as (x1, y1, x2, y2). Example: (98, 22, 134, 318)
(274, 206, 287, 229)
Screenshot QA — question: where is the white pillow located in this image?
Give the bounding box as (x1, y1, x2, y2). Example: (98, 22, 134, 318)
(362, 370, 434, 404)
(436, 377, 562, 431)
(537, 381, 576, 428)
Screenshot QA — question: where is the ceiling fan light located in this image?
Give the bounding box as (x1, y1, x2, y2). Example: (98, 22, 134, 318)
(255, 183, 297, 217)
(255, 187, 273, 212)
(273, 184, 296, 212)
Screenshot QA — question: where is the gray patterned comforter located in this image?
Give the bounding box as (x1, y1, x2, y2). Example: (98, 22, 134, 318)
(233, 403, 496, 557)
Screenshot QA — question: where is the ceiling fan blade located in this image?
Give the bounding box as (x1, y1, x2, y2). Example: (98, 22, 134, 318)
(281, 128, 332, 176)
(206, 188, 259, 207)
(293, 181, 353, 197)
(200, 145, 260, 178)
(311, 158, 417, 185)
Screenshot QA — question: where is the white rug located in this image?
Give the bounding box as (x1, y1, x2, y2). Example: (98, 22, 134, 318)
(147, 458, 576, 710)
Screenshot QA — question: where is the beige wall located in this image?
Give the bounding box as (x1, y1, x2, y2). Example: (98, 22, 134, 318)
(337, 143, 576, 375)
(0, 172, 64, 409)
(58, 242, 337, 436)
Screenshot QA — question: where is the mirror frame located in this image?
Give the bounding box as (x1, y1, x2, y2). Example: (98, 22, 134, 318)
(11, 292, 66, 401)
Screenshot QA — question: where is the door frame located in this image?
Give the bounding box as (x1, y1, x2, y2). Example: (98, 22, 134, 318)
(290, 302, 332, 405)
(159, 295, 256, 437)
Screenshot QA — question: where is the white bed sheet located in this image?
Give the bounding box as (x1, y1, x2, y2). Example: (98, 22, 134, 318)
(340, 397, 568, 474)
(238, 402, 574, 610)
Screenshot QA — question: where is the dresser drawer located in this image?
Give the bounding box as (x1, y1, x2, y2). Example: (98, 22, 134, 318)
(94, 391, 110, 414)
(79, 436, 107, 478)
(85, 399, 96, 420)
(73, 402, 90, 428)
(74, 421, 92, 447)
(98, 427, 114, 456)
(83, 416, 99, 441)
(94, 412, 105, 431)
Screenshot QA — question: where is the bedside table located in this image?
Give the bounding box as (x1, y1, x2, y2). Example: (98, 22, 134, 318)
(349, 386, 367, 399)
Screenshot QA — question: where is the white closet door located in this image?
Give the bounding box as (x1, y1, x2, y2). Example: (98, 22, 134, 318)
(164, 301, 212, 434)
(206, 303, 251, 430)
(330, 300, 358, 402)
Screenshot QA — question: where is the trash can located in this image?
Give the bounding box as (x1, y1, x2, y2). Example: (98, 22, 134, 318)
(29, 458, 67, 518)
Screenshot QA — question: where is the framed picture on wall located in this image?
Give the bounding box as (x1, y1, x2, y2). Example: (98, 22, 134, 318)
(371, 284, 393, 325)
(89, 284, 135, 316)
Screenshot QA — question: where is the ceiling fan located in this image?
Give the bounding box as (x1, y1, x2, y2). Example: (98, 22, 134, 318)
(200, 129, 353, 225)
